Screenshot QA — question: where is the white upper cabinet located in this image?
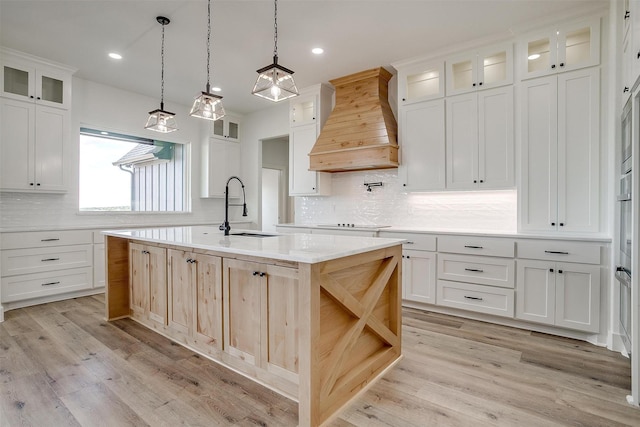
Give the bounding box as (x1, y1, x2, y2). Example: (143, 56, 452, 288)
(399, 98, 446, 191)
(446, 43, 513, 96)
(519, 17, 600, 80)
(290, 93, 317, 127)
(519, 68, 600, 233)
(1, 49, 74, 110)
(212, 113, 240, 142)
(396, 61, 445, 105)
(288, 84, 333, 196)
(446, 86, 514, 190)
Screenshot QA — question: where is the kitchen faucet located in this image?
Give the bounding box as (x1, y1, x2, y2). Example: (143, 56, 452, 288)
(219, 176, 248, 236)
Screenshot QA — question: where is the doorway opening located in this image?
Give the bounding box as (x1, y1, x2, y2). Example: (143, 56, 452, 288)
(261, 136, 292, 231)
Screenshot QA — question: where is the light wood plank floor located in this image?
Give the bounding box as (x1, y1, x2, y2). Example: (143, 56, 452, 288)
(1, 295, 639, 426)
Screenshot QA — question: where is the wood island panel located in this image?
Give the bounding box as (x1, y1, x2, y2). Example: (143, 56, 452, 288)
(105, 237, 402, 426)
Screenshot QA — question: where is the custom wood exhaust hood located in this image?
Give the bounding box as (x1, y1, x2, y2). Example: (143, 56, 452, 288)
(309, 67, 399, 172)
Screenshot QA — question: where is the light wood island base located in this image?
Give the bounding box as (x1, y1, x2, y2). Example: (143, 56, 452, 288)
(105, 234, 402, 426)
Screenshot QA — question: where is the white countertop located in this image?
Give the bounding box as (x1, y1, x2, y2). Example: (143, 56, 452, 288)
(276, 223, 612, 242)
(102, 226, 404, 264)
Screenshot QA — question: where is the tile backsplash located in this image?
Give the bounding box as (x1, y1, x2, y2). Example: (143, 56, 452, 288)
(295, 170, 517, 232)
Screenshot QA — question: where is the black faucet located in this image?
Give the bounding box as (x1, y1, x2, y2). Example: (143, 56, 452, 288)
(219, 176, 248, 236)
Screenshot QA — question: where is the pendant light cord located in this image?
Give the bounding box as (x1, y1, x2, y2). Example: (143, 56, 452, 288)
(273, 0, 278, 58)
(206, 0, 211, 90)
(160, 19, 166, 109)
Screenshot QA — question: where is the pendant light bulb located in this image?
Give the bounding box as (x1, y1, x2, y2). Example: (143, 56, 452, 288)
(190, 0, 225, 121)
(252, 0, 298, 102)
(146, 16, 178, 133)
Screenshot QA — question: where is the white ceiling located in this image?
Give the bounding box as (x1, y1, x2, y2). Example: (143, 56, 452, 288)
(0, 0, 608, 116)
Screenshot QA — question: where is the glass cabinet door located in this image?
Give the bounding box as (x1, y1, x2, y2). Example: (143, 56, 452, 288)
(3, 65, 31, 98)
(526, 35, 555, 76)
(1, 62, 71, 109)
(557, 20, 599, 72)
(212, 116, 240, 141)
(399, 61, 444, 104)
(449, 58, 475, 93)
(290, 94, 316, 127)
(38, 72, 64, 105)
(477, 44, 513, 89)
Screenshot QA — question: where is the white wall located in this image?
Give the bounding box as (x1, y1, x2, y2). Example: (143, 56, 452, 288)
(0, 77, 233, 229)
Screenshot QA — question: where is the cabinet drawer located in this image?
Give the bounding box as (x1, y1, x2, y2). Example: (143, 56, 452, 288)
(437, 254, 514, 288)
(1, 244, 93, 276)
(438, 235, 515, 257)
(436, 279, 514, 318)
(1, 267, 93, 303)
(516, 240, 600, 264)
(1, 229, 92, 249)
(378, 232, 436, 251)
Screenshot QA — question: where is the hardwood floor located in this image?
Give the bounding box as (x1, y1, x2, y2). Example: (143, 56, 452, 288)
(1, 295, 638, 426)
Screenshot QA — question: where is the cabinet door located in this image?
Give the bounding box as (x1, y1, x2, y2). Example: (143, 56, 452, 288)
(516, 259, 555, 325)
(223, 259, 262, 366)
(35, 67, 71, 109)
(521, 30, 558, 79)
(290, 93, 317, 127)
(34, 105, 67, 191)
(403, 250, 436, 304)
(555, 263, 600, 332)
(93, 243, 105, 288)
(167, 249, 194, 335)
(130, 243, 149, 318)
(264, 263, 299, 380)
(193, 253, 223, 350)
(557, 68, 600, 233)
(398, 61, 444, 104)
(201, 139, 240, 198)
(289, 124, 318, 195)
(446, 93, 478, 189)
(0, 98, 33, 191)
(478, 86, 514, 189)
(520, 76, 558, 232)
(212, 115, 240, 141)
(477, 44, 513, 90)
(147, 245, 167, 326)
(632, 1, 640, 83)
(1, 62, 36, 102)
(399, 99, 445, 191)
(556, 19, 600, 74)
(446, 54, 477, 96)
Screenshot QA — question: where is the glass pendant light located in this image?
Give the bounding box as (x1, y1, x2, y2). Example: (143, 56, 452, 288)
(252, 0, 299, 102)
(190, 0, 225, 121)
(145, 16, 178, 133)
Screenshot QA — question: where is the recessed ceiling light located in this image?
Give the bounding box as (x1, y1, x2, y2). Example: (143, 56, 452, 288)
(527, 53, 541, 60)
(211, 87, 221, 92)
(312, 47, 324, 55)
(100, 131, 109, 135)
(108, 52, 122, 60)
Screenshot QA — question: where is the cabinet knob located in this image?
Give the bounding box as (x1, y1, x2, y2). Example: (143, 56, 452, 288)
(478, 82, 483, 86)
(549, 268, 554, 273)
(472, 83, 476, 87)
(551, 64, 556, 69)
(36, 183, 41, 186)
(402, 98, 406, 101)
(637, 51, 640, 59)
(559, 222, 564, 227)
(624, 87, 630, 93)
(37, 97, 41, 100)
(30, 183, 34, 186)
(479, 179, 484, 183)
(312, 117, 316, 120)
(312, 187, 315, 190)
(558, 269, 563, 274)
(253, 271, 259, 276)
(403, 183, 406, 187)
(559, 63, 564, 67)
(625, 10, 631, 19)
(259, 272, 266, 277)
(551, 222, 556, 226)
(473, 180, 477, 183)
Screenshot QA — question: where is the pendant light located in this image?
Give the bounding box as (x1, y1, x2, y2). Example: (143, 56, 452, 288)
(251, 0, 299, 102)
(145, 16, 178, 133)
(189, 0, 225, 121)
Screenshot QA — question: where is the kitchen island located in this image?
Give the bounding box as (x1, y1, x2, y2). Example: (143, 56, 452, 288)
(103, 226, 403, 426)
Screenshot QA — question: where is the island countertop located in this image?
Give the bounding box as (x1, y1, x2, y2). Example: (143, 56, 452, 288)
(103, 225, 404, 264)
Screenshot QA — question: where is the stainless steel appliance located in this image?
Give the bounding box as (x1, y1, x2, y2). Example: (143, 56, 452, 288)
(617, 98, 633, 354)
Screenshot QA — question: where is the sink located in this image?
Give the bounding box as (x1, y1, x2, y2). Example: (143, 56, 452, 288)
(230, 232, 277, 238)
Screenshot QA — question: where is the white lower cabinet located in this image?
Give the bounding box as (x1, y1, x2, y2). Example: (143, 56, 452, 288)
(403, 249, 436, 304)
(516, 259, 600, 333)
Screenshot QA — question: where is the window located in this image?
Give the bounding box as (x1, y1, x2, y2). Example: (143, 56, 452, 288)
(79, 128, 188, 212)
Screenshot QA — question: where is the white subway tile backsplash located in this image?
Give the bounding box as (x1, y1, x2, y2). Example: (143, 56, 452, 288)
(295, 170, 517, 232)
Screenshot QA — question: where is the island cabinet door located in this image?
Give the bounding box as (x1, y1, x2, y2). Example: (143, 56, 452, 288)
(193, 253, 223, 351)
(223, 258, 263, 367)
(167, 249, 195, 335)
(129, 243, 167, 327)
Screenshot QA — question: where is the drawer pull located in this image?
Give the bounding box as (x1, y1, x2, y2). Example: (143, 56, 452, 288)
(42, 281, 60, 286)
(141, 250, 150, 255)
(464, 268, 484, 273)
(544, 250, 569, 255)
(464, 245, 483, 249)
(41, 258, 60, 262)
(464, 295, 484, 301)
(41, 238, 60, 242)
(405, 241, 415, 244)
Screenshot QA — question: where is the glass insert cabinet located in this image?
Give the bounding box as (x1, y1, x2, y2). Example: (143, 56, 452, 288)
(446, 43, 513, 96)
